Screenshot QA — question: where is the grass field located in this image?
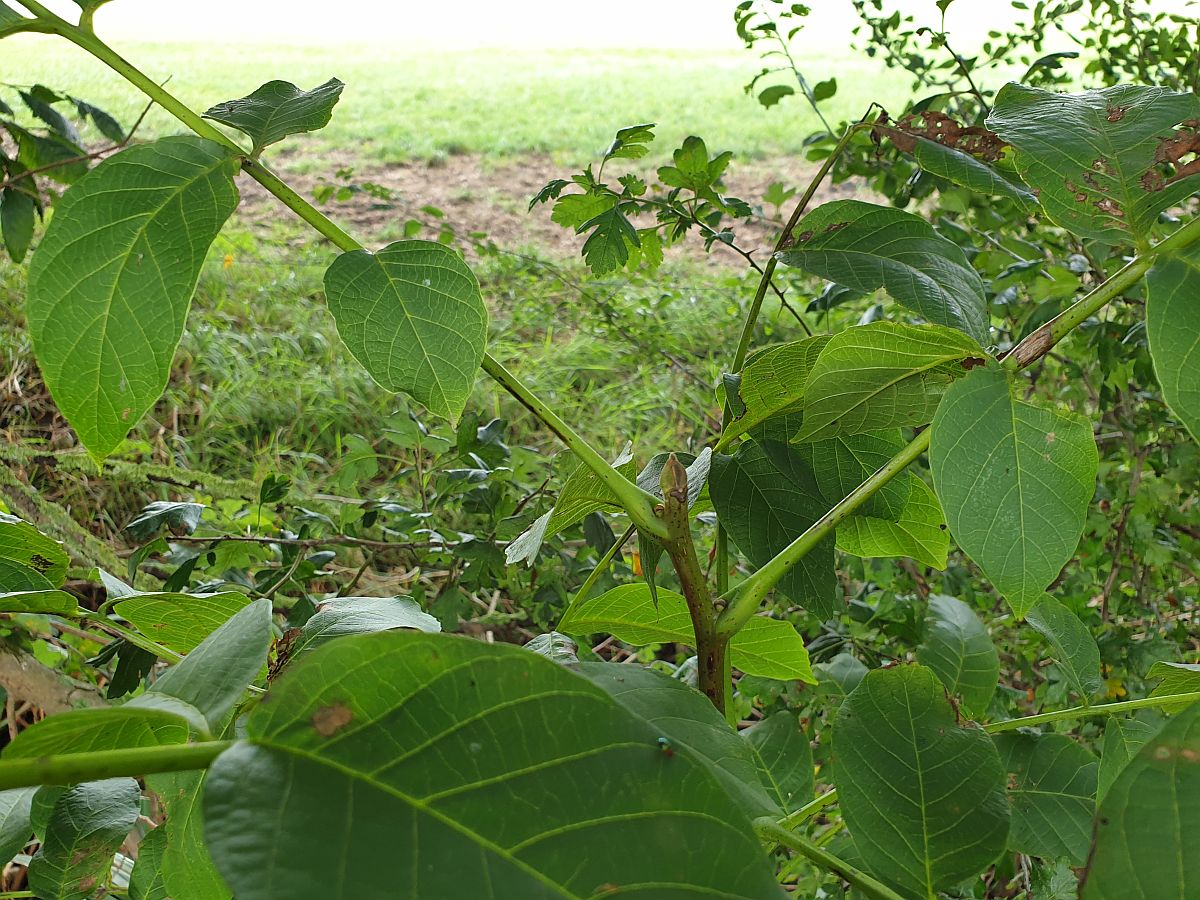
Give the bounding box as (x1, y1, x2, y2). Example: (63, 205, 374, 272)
(4, 37, 904, 161)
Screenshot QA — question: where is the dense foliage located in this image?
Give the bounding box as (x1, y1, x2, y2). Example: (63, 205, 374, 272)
(0, 0, 1198, 898)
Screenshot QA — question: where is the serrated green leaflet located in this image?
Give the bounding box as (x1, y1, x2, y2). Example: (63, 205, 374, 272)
(558, 584, 815, 682)
(1026, 594, 1101, 700)
(576, 663, 779, 817)
(916, 594, 998, 716)
(0, 514, 69, 585)
(903, 134, 1039, 212)
(28, 778, 140, 900)
(1146, 244, 1200, 443)
(710, 440, 836, 618)
(113, 591, 250, 653)
(323, 240, 487, 423)
(721, 335, 830, 444)
(777, 199, 989, 343)
(204, 631, 782, 899)
(930, 365, 1098, 617)
(741, 712, 813, 813)
(204, 78, 344, 155)
(837, 476, 949, 568)
(5, 707, 189, 758)
(793, 322, 983, 443)
(26, 137, 239, 461)
(993, 731, 1097, 865)
(507, 444, 635, 565)
(834, 665, 1009, 898)
(1084, 703, 1200, 898)
(988, 84, 1200, 245)
(797, 430, 910, 520)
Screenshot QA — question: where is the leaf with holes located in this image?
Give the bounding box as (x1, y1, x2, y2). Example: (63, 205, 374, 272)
(323, 240, 488, 423)
(710, 440, 836, 618)
(1083, 702, 1200, 898)
(902, 134, 1039, 212)
(793, 322, 984, 443)
(777, 199, 989, 342)
(930, 365, 1098, 617)
(837, 476, 949, 569)
(204, 78, 344, 154)
(917, 594, 998, 716)
(994, 731, 1098, 865)
(204, 631, 783, 898)
(26, 137, 239, 461)
(1146, 243, 1200, 443)
(558, 584, 815, 682)
(0, 514, 69, 585)
(988, 84, 1200, 244)
(28, 778, 140, 900)
(833, 664, 1009, 897)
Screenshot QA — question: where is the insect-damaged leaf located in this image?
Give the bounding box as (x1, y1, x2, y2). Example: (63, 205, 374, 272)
(988, 83, 1200, 245)
(204, 631, 782, 898)
(777, 199, 989, 343)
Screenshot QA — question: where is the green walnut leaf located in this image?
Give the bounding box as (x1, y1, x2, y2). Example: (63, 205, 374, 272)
(710, 440, 836, 618)
(721, 335, 831, 444)
(577, 663, 779, 817)
(0, 590, 76, 615)
(113, 591, 251, 654)
(0, 560, 55, 592)
(1145, 243, 1200, 444)
(1, 184, 36, 263)
(833, 664, 1009, 898)
(294, 595, 440, 653)
(797, 430, 910, 520)
(146, 769, 230, 900)
(993, 731, 1098, 865)
(0, 514, 69, 585)
(793, 321, 984, 443)
(204, 631, 783, 899)
(836, 476, 949, 569)
(900, 134, 1039, 212)
(124, 501, 205, 541)
(127, 823, 169, 900)
(559, 584, 815, 682)
(1026, 594, 1101, 700)
(26, 137, 240, 461)
(916, 594, 999, 717)
(5, 707, 189, 758)
(1083, 702, 1200, 898)
(988, 83, 1200, 245)
(0, 788, 35, 869)
(741, 712, 814, 814)
(28, 778, 140, 900)
(203, 78, 344, 155)
(323, 240, 488, 423)
(1097, 717, 1158, 804)
(777, 199, 989, 343)
(1147, 660, 1200, 709)
(930, 365, 1098, 617)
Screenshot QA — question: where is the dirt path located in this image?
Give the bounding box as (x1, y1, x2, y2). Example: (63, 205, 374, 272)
(237, 151, 867, 266)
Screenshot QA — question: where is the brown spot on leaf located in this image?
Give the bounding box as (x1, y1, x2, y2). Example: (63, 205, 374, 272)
(1106, 105, 1127, 122)
(796, 229, 813, 243)
(1095, 197, 1124, 217)
(1045, 432, 1056, 443)
(961, 357, 986, 370)
(1075, 192, 1088, 202)
(312, 702, 354, 737)
(28, 553, 53, 574)
(874, 110, 1009, 161)
(823, 221, 848, 234)
(1141, 169, 1165, 192)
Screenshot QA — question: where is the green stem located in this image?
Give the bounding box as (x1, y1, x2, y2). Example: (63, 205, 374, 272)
(717, 211, 1200, 639)
(779, 787, 839, 830)
(753, 819, 906, 900)
(39, 9, 666, 541)
(716, 430, 929, 638)
(984, 691, 1200, 734)
(0, 741, 232, 790)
